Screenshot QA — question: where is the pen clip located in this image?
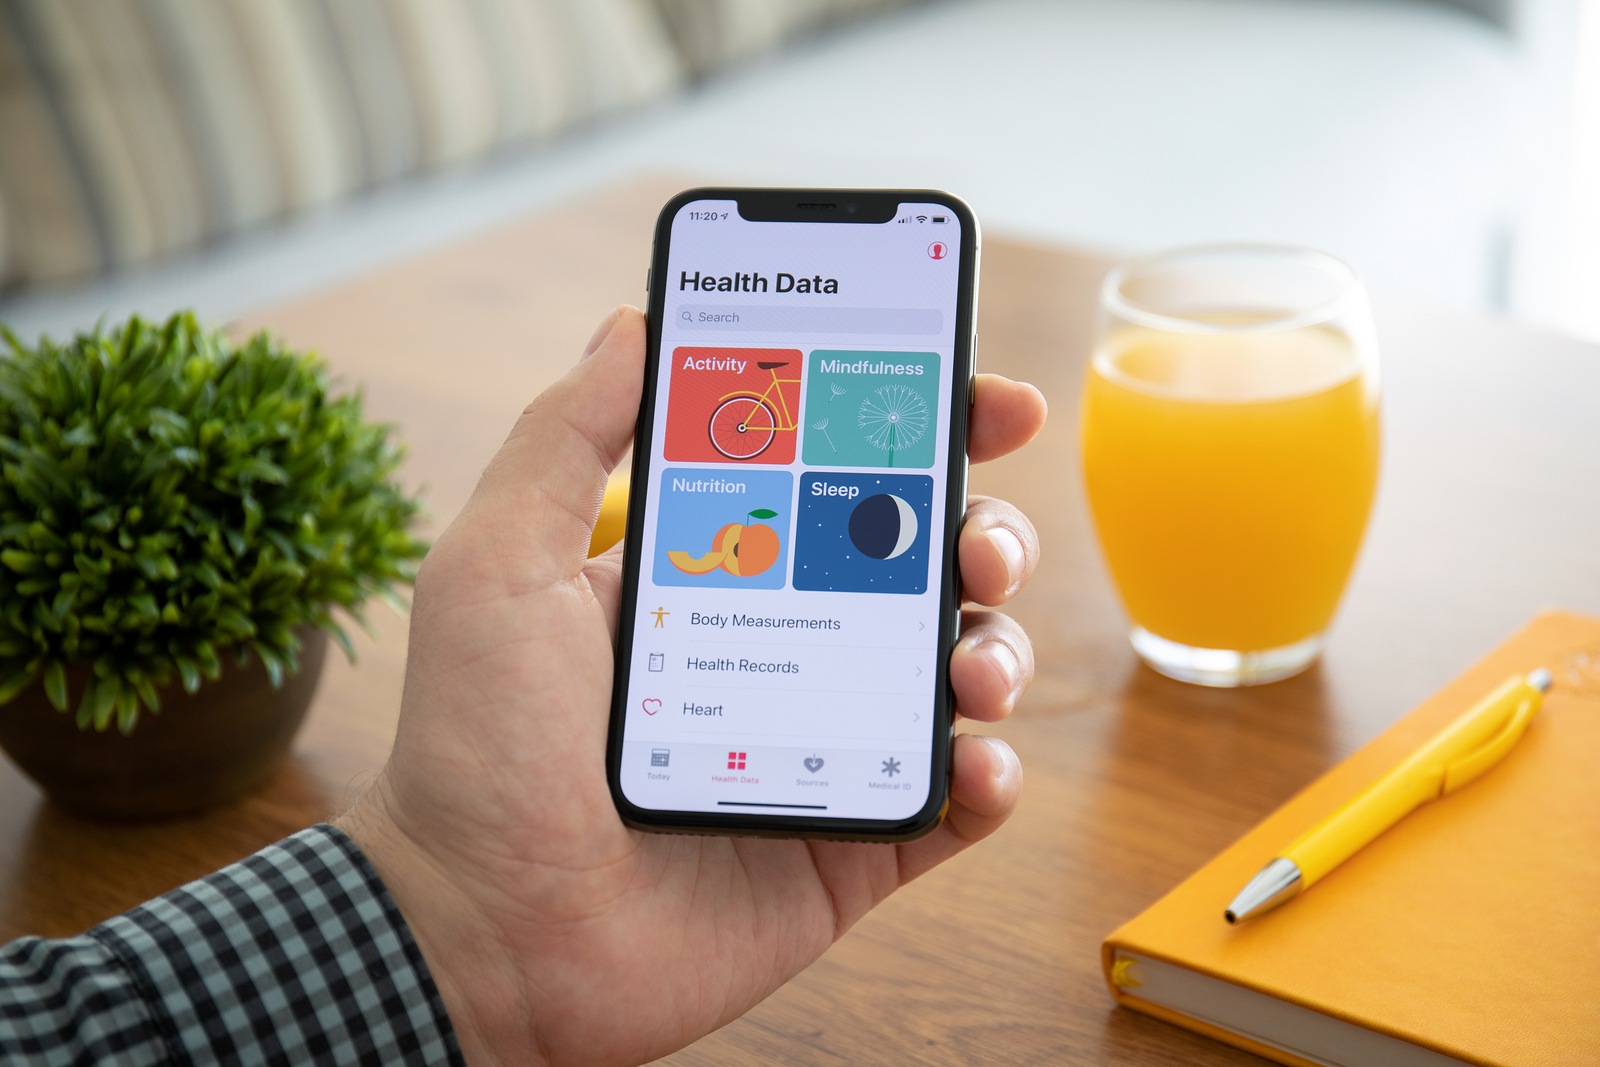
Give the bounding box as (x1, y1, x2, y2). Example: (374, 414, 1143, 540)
(1440, 691, 1541, 795)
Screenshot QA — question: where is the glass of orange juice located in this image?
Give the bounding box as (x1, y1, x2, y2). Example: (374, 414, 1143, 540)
(1080, 245, 1380, 686)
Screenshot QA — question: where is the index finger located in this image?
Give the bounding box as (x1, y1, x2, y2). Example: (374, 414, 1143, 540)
(968, 374, 1048, 464)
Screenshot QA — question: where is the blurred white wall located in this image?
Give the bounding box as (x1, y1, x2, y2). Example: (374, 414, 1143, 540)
(1542, 0, 1600, 341)
(0, 0, 1592, 342)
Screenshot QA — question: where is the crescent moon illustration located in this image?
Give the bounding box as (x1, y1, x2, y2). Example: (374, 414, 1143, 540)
(886, 495, 917, 559)
(849, 493, 919, 560)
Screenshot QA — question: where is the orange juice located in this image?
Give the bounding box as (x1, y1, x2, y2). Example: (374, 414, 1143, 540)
(1080, 324, 1379, 652)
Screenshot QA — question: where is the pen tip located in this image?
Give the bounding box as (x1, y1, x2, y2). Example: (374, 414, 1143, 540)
(1528, 667, 1553, 693)
(1224, 858, 1303, 925)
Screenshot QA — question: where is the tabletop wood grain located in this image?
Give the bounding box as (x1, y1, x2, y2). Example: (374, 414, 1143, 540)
(3, 177, 1597, 1065)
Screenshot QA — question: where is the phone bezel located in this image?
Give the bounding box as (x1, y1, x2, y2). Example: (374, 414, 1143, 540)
(605, 187, 978, 842)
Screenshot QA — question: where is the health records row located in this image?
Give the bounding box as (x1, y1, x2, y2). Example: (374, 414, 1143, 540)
(662, 346, 943, 468)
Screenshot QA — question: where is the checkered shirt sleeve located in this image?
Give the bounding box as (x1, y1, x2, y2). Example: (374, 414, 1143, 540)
(0, 824, 464, 1066)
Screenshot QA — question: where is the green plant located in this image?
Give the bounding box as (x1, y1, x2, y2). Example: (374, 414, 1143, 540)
(0, 311, 427, 734)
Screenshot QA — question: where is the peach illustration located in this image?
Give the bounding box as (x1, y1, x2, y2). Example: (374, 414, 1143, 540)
(668, 509, 780, 577)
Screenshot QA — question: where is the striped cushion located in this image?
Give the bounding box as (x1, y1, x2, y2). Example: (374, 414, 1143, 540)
(653, 0, 910, 76)
(0, 0, 686, 290)
(0, 0, 907, 293)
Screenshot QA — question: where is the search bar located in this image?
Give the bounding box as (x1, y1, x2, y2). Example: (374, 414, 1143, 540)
(675, 305, 943, 335)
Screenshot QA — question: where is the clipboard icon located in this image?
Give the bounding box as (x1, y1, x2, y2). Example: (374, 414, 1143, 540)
(648, 653, 664, 672)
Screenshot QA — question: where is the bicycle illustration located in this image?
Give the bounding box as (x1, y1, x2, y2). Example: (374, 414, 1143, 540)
(708, 360, 802, 460)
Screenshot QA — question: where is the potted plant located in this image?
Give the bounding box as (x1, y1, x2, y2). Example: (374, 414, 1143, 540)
(0, 312, 426, 819)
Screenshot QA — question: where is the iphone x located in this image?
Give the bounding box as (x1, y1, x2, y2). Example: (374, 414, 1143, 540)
(606, 188, 978, 840)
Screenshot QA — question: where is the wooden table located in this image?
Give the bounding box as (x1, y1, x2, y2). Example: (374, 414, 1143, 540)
(3, 178, 1598, 1065)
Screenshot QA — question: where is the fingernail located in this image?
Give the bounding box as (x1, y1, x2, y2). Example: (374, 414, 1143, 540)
(975, 734, 1022, 789)
(982, 639, 1021, 700)
(582, 309, 620, 360)
(988, 526, 1027, 593)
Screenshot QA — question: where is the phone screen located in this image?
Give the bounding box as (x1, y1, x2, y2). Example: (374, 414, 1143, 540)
(611, 191, 974, 834)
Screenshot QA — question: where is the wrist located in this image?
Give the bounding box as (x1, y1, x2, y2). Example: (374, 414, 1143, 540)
(334, 778, 540, 1067)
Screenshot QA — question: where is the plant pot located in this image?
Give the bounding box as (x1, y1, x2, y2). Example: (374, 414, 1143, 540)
(0, 628, 329, 821)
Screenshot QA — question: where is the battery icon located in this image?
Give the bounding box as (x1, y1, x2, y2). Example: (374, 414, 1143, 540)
(931, 215, 948, 224)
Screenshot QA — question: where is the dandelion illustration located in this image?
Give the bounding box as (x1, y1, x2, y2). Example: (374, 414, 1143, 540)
(811, 417, 838, 452)
(828, 382, 847, 403)
(858, 384, 929, 467)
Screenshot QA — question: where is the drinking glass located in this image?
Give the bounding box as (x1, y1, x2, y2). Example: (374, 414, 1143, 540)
(1080, 245, 1380, 686)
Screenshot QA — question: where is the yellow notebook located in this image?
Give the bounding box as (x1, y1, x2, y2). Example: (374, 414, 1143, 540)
(1102, 611, 1600, 1067)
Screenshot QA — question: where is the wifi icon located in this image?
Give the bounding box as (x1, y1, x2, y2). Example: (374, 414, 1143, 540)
(915, 215, 929, 223)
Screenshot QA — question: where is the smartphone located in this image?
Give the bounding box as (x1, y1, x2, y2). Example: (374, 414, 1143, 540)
(606, 188, 978, 841)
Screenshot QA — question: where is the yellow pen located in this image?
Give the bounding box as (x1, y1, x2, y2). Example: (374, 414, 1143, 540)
(1224, 667, 1552, 924)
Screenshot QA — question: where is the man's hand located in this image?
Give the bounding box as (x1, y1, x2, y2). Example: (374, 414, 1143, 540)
(336, 307, 1047, 1066)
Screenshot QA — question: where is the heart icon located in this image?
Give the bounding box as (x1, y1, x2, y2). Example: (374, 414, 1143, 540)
(642, 698, 662, 716)
(803, 756, 824, 773)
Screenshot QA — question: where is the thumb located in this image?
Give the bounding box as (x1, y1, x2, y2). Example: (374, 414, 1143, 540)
(459, 305, 646, 577)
